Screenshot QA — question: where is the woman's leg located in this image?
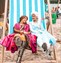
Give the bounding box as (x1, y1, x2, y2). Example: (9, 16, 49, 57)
(37, 34, 50, 50)
(37, 37, 43, 48)
(43, 30, 56, 45)
(30, 35, 37, 53)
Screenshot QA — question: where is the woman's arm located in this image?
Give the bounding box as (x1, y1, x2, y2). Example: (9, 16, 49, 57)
(14, 27, 31, 34)
(14, 28, 24, 34)
(14, 28, 20, 33)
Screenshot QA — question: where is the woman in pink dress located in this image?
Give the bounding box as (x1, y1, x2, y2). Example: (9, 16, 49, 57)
(14, 16, 37, 53)
(0, 16, 37, 53)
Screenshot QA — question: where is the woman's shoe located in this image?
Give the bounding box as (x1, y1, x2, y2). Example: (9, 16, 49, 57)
(42, 43, 47, 52)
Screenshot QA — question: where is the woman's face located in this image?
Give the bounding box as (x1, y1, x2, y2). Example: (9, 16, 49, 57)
(32, 14, 38, 22)
(21, 17, 27, 24)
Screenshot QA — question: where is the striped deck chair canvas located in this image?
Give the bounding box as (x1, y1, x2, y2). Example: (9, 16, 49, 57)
(9, 0, 46, 34)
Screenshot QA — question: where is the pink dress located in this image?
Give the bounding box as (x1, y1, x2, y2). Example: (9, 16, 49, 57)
(0, 23, 37, 53)
(0, 33, 18, 53)
(14, 23, 37, 53)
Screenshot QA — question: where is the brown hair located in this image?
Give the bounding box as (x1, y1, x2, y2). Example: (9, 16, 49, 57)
(19, 16, 28, 23)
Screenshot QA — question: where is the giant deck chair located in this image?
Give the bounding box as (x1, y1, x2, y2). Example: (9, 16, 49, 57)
(2, 0, 56, 63)
(9, 0, 46, 34)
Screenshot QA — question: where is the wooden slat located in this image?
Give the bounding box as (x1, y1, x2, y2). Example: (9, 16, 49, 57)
(4, 60, 56, 63)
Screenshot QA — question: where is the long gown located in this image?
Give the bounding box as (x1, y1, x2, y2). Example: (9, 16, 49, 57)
(14, 23, 37, 53)
(29, 21, 56, 49)
(0, 23, 37, 53)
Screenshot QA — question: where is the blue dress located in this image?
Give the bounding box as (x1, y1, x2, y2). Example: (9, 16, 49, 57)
(29, 21, 56, 49)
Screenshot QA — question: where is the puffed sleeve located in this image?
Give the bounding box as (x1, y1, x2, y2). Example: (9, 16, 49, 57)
(14, 23, 20, 30)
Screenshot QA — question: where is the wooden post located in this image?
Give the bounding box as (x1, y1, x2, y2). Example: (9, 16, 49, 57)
(1, 0, 8, 63)
(47, 0, 53, 34)
(47, 0, 57, 62)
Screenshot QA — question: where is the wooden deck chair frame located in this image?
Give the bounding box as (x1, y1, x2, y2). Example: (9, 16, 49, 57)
(1, 0, 57, 63)
(1, 0, 8, 63)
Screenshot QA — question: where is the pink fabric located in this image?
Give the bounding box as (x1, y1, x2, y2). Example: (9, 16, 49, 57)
(14, 23, 37, 53)
(0, 33, 18, 53)
(0, 23, 37, 53)
(14, 23, 21, 30)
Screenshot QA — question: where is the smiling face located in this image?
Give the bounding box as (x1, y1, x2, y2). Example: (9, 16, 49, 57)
(19, 16, 28, 24)
(32, 14, 38, 22)
(22, 17, 28, 24)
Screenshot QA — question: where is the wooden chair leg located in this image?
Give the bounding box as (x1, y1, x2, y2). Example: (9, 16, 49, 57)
(1, 46, 4, 63)
(16, 50, 20, 63)
(16, 42, 27, 63)
(53, 45, 57, 63)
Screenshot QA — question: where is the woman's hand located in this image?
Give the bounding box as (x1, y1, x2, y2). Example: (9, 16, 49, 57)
(24, 31, 31, 34)
(20, 31, 24, 34)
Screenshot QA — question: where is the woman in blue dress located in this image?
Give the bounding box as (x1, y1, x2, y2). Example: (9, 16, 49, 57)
(29, 11, 56, 53)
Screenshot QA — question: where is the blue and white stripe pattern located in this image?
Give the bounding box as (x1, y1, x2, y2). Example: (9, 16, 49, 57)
(9, 0, 46, 34)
